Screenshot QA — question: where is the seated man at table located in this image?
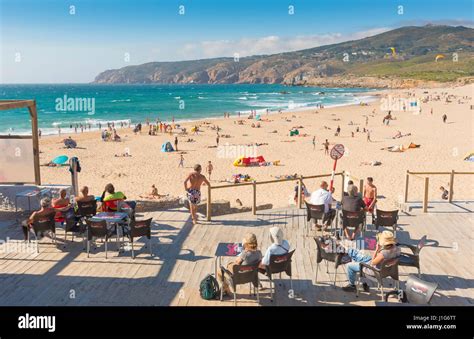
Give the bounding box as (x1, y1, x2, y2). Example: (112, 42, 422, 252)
(52, 189, 72, 223)
(341, 230, 400, 292)
(309, 181, 336, 230)
(341, 185, 366, 240)
(259, 226, 290, 271)
(75, 186, 95, 203)
(100, 183, 136, 212)
(22, 198, 56, 241)
(218, 233, 262, 296)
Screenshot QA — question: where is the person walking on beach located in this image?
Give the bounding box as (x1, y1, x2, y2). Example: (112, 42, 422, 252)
(363, 177, 377, 221)
(366, 130, 371, 142)
(216, 133, 220, 147)
(184, 164, 210, 225)
(365, 116, 369, 126)
(312, 136, 316, 150)
(206, 161, 214, 181)
(336, 125, 341, 136)
(442, 114, 447, 123)
(174, 136, 179, 151)
(178, 155, 184, 168)
(323, 139, 330, 155)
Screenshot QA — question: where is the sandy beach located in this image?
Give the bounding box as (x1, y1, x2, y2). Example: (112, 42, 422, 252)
(37, 84, 474, 212)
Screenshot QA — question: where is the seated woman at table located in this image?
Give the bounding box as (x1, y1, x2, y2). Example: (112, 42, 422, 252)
(100, 183, 136, 212)
(218, 233, 262, 296)
(52, 189, 72, 223)
(259, 226, 290, 270)
(22, 198, 56, 241)
(341, 230, 400, 293)
(341, 185, 366, 240)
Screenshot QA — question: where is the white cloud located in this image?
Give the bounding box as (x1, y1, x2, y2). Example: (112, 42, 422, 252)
(179, 27, 391, 59)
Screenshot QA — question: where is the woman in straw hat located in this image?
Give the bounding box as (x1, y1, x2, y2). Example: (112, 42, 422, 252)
(342, 230, 400, 292)
(218, 233, 262, 296)
(259, 226, 290, 269)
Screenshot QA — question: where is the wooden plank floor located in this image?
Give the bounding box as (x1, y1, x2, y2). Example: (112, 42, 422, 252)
(0, 202, 472, 306)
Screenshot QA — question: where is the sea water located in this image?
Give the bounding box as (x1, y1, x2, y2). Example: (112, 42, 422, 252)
(0, 84, 376, 135)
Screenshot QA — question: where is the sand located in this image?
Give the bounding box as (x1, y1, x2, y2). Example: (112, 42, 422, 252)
(37, 84, 474, 211)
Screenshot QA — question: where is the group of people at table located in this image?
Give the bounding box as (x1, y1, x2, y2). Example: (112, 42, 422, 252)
(22, 183, 133, 241)
(219, 225, 400, 296)
(298, 177, 377, 240)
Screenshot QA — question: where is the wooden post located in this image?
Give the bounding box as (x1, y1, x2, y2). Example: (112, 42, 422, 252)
(297, 176, 303, 209)
(359, 179, 364, 196)
(28, 102, 41, 185)
(404, 170, 409, 203)
(448, 170, 454, 203)
(340, 172, 345, 200)
(206, 184, 212, 221)
(423, 177, 429, 213)
(252, 181, 257, 215)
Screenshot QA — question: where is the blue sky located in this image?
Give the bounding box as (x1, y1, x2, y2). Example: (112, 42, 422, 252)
(1, 0, 473, 83)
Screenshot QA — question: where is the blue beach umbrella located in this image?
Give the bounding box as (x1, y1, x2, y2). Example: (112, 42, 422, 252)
(52, 155, 68, 165)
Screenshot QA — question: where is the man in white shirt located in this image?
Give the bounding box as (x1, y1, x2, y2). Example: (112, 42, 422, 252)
(309, 181, 336, 228)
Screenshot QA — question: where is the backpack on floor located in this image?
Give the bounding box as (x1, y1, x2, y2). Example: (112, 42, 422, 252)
(199, 274, 220, 300)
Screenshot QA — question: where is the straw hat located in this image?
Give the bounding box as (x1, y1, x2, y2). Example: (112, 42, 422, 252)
(377, 230, 397, 247)
(269, 226, 283, 245)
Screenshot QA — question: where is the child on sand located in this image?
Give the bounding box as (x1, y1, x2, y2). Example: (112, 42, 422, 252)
(178, 155, 184, 168)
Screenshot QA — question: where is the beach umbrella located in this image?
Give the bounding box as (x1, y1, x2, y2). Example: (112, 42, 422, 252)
(52, 155, 68, 165)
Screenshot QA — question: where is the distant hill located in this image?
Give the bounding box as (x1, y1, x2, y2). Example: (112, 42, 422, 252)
(94, 25, 474, 87)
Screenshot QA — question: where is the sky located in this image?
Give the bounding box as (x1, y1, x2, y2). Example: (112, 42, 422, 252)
(1, 0, 473, 83)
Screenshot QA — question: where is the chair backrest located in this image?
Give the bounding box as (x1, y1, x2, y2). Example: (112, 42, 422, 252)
(379, 257, 400, 281)
(305, 202, 325, 222)
(231, 264, 259, 286)
(375, 209, 398, 226)
(268, 249, 296, 276)
(86, 219, 108, 239)
(314, 237, 344, 266)
(77, 200, 97, 217)
(130, 218, 152, 238)
(32, 214, 56, 234)
(342, 210, 364, 228)
(405, 275, 438, 304)
(416, 235, 427, 255)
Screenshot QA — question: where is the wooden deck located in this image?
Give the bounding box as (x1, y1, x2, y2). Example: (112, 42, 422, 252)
(0, 201, 473, 306)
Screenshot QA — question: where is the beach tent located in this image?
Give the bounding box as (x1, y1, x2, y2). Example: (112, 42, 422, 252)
(64, 138, 77, 148)
(464, 152, 474, 162)
(233, 156, 266, 167)
(161, 142, 174, 152)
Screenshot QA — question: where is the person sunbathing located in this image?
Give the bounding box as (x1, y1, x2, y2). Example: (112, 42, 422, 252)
(140, 185, 167, 200)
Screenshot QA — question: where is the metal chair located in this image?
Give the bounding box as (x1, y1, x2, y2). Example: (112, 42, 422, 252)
(76, 200, 97, 218)
(314, 237, 350, 287)
(124, 218, 153, 258)
(398, 235, 426, 277)
(374, 209, 399, 235)
(30, 214, 56, 253)
(220, 264, 260, 306)
(356, 257, 400, 301)
(86, 219, 118, 259)
(382, 275, 439, 305)
(64, 216, 87, 248)
(305, 202, 325, 235)
(341, 210, 366, 238)
(259, 250, 296, 302)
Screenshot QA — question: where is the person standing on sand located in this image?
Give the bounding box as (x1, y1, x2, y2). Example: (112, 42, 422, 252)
(184, 164, 210, 224)
(336, 125, 341, 136)
(206, 161, 214, 181)
(367, 130, 371, 142)
(363, 177, 377, 221)
(312, 136, 316, 150)
(442, 114, 447, 123)
(174, 136, 179, 151)
(365, 116, 369, 126)
(216, 133, 220, 147)
(323, 139, 329, 155)
(178, 154, 184, 168)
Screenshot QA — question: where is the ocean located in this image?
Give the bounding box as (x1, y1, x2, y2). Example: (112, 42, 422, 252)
(0, 84, 376, 135)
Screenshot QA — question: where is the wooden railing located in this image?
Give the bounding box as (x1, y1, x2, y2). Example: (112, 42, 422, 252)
(404, 170, 474, 212)
(206, 171, 354, 221)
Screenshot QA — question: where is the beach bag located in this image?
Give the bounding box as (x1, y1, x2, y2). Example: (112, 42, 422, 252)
(199, 274, 220, 300)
